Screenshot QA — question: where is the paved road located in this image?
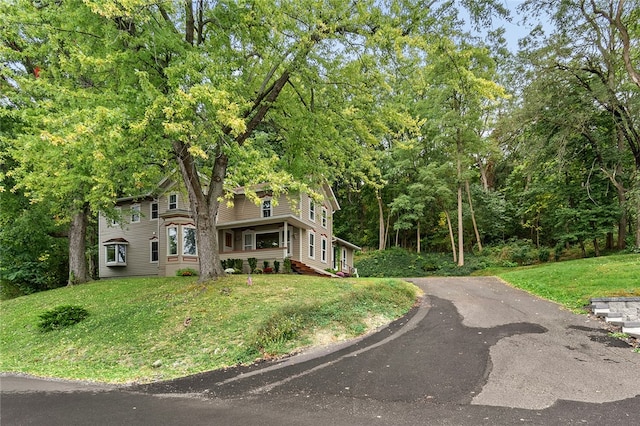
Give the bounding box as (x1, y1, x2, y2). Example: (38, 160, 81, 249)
(2, 277, 639, 425)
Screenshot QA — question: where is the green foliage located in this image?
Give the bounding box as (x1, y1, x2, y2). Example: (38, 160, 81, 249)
(283, 257, 292, 273)
(176, 268, 198, 277)
(247, 258, 257, 273)
(0, 187, 68, 296)
(273, 260, 280, 273)
(37, 305, 89, 332)
(355, 247, 486, 277)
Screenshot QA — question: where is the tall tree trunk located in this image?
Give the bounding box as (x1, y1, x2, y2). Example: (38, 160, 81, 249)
(377, 189, 386, 251)
(457, 183, 464, 266)
(173, 140, 226, 281)
(68, 203, 90, 285)
(416, 221, 421, 253)
(465, 180, 482, 252)
(444, 209, 457, 264)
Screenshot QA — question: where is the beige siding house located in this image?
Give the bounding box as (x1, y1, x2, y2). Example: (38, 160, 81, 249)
(98, 180, 360, 278)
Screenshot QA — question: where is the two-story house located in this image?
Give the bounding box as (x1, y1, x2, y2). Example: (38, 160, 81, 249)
(98, 179, 360, 278)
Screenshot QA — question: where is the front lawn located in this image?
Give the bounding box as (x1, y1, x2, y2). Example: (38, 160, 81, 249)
(0, 275, 420, 384)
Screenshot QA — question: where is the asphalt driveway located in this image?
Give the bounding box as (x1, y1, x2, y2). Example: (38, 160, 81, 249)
(2, 277, 639, 425)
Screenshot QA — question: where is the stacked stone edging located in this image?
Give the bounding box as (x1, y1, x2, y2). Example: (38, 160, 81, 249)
(589, 297, 640, 339)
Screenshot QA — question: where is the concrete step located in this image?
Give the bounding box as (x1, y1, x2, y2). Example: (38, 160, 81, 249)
(622, 321, 640, 338)
(605, 312, 625, 325)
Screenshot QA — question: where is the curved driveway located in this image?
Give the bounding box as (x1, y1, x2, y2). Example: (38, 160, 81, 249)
(2, 277, 639, 425)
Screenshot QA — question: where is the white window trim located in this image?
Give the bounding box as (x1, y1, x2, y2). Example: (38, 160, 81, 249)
(242, 230, 254, 251)
(167, 226, 178, 256)
(131, 204, 141, 223)
(308, 230, 315, 259)
(342, 248, 347, 271)
(261, 198, 273, 218)
(110, 207, 121, 227)
(309, 199, 316, 222)
(321, 236, 327, 263)
(150, 239, 159, 263)
(182, 225, 198, 256)
(168, 193, 178, 210)
(105, 242, 127, 266)
(150, 201, 159, 220)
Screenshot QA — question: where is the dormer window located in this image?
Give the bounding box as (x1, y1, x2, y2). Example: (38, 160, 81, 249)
(262, 199, 272, 218)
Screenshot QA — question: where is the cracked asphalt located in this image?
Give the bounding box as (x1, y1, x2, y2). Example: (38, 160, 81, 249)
(2, 276, 639, 425)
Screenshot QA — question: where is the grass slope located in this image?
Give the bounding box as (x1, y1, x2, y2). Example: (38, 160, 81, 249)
(496, 254, 640, 311)
(0, 275, 419, 384)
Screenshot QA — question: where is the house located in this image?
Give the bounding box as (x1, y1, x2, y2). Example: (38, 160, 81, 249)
(98, 179, 360, 279)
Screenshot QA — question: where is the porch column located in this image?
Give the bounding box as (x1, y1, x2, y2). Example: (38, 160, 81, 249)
(283, 222, 288, 251)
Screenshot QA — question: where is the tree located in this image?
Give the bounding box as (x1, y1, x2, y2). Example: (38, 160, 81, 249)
(514, 0, 640, 248)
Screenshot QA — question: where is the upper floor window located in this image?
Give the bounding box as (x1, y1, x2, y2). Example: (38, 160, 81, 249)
(150, 202, 158, 220)
(309, 199, 315, 222)
(262, 199, 272, 218)
(168, 193, 178, 210)
(131, 204, 140, 223)
(321, 207, 327, 228)
(111, 207, 121, 227)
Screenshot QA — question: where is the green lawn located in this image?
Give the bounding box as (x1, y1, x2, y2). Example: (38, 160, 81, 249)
(495, 254, 640, 311)
(0, 275, 420, 384)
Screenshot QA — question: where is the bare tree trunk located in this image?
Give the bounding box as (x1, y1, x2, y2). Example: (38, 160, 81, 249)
(416, 221, 421, 253)
(68, 203, 90, 285)
(465, 180, 482, 252)
(384, 211, 391, 249)
(377, 190, 386, 251)
(444, 209, 457, 264)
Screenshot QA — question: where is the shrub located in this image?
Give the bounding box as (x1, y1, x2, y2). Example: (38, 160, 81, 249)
(538, 247, 551, 263)
(37, 305, 89, 332)
(273, 260, 280, 273)
(248, 257, 257, 273)
(283, 257, 292, 273)
(263, 260, 269, 269)
(176, 268, 198, 276)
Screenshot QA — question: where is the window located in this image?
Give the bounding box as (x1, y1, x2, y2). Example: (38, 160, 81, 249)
(308, 231, 315, 259)
(168, 193, 178, 210)
(256, 231, 279, 249)
(150, 240, 159, 262)
(131, 204, 140, 223)
(243, 232, 254, 251)
(150, 202, 158, 220)
(182, 226, 197, 256)
(167, 227, 178, 255)
(111, 207, 121, 227)
(105, 243, 127, 266)
(262, 199, 272, 218)
(342, 248, 347, 271)
(225, 232, 233, 248)
(309, 200, 315, 221)
(321, 208, 327, 228)
(321, 236, 327, 263)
